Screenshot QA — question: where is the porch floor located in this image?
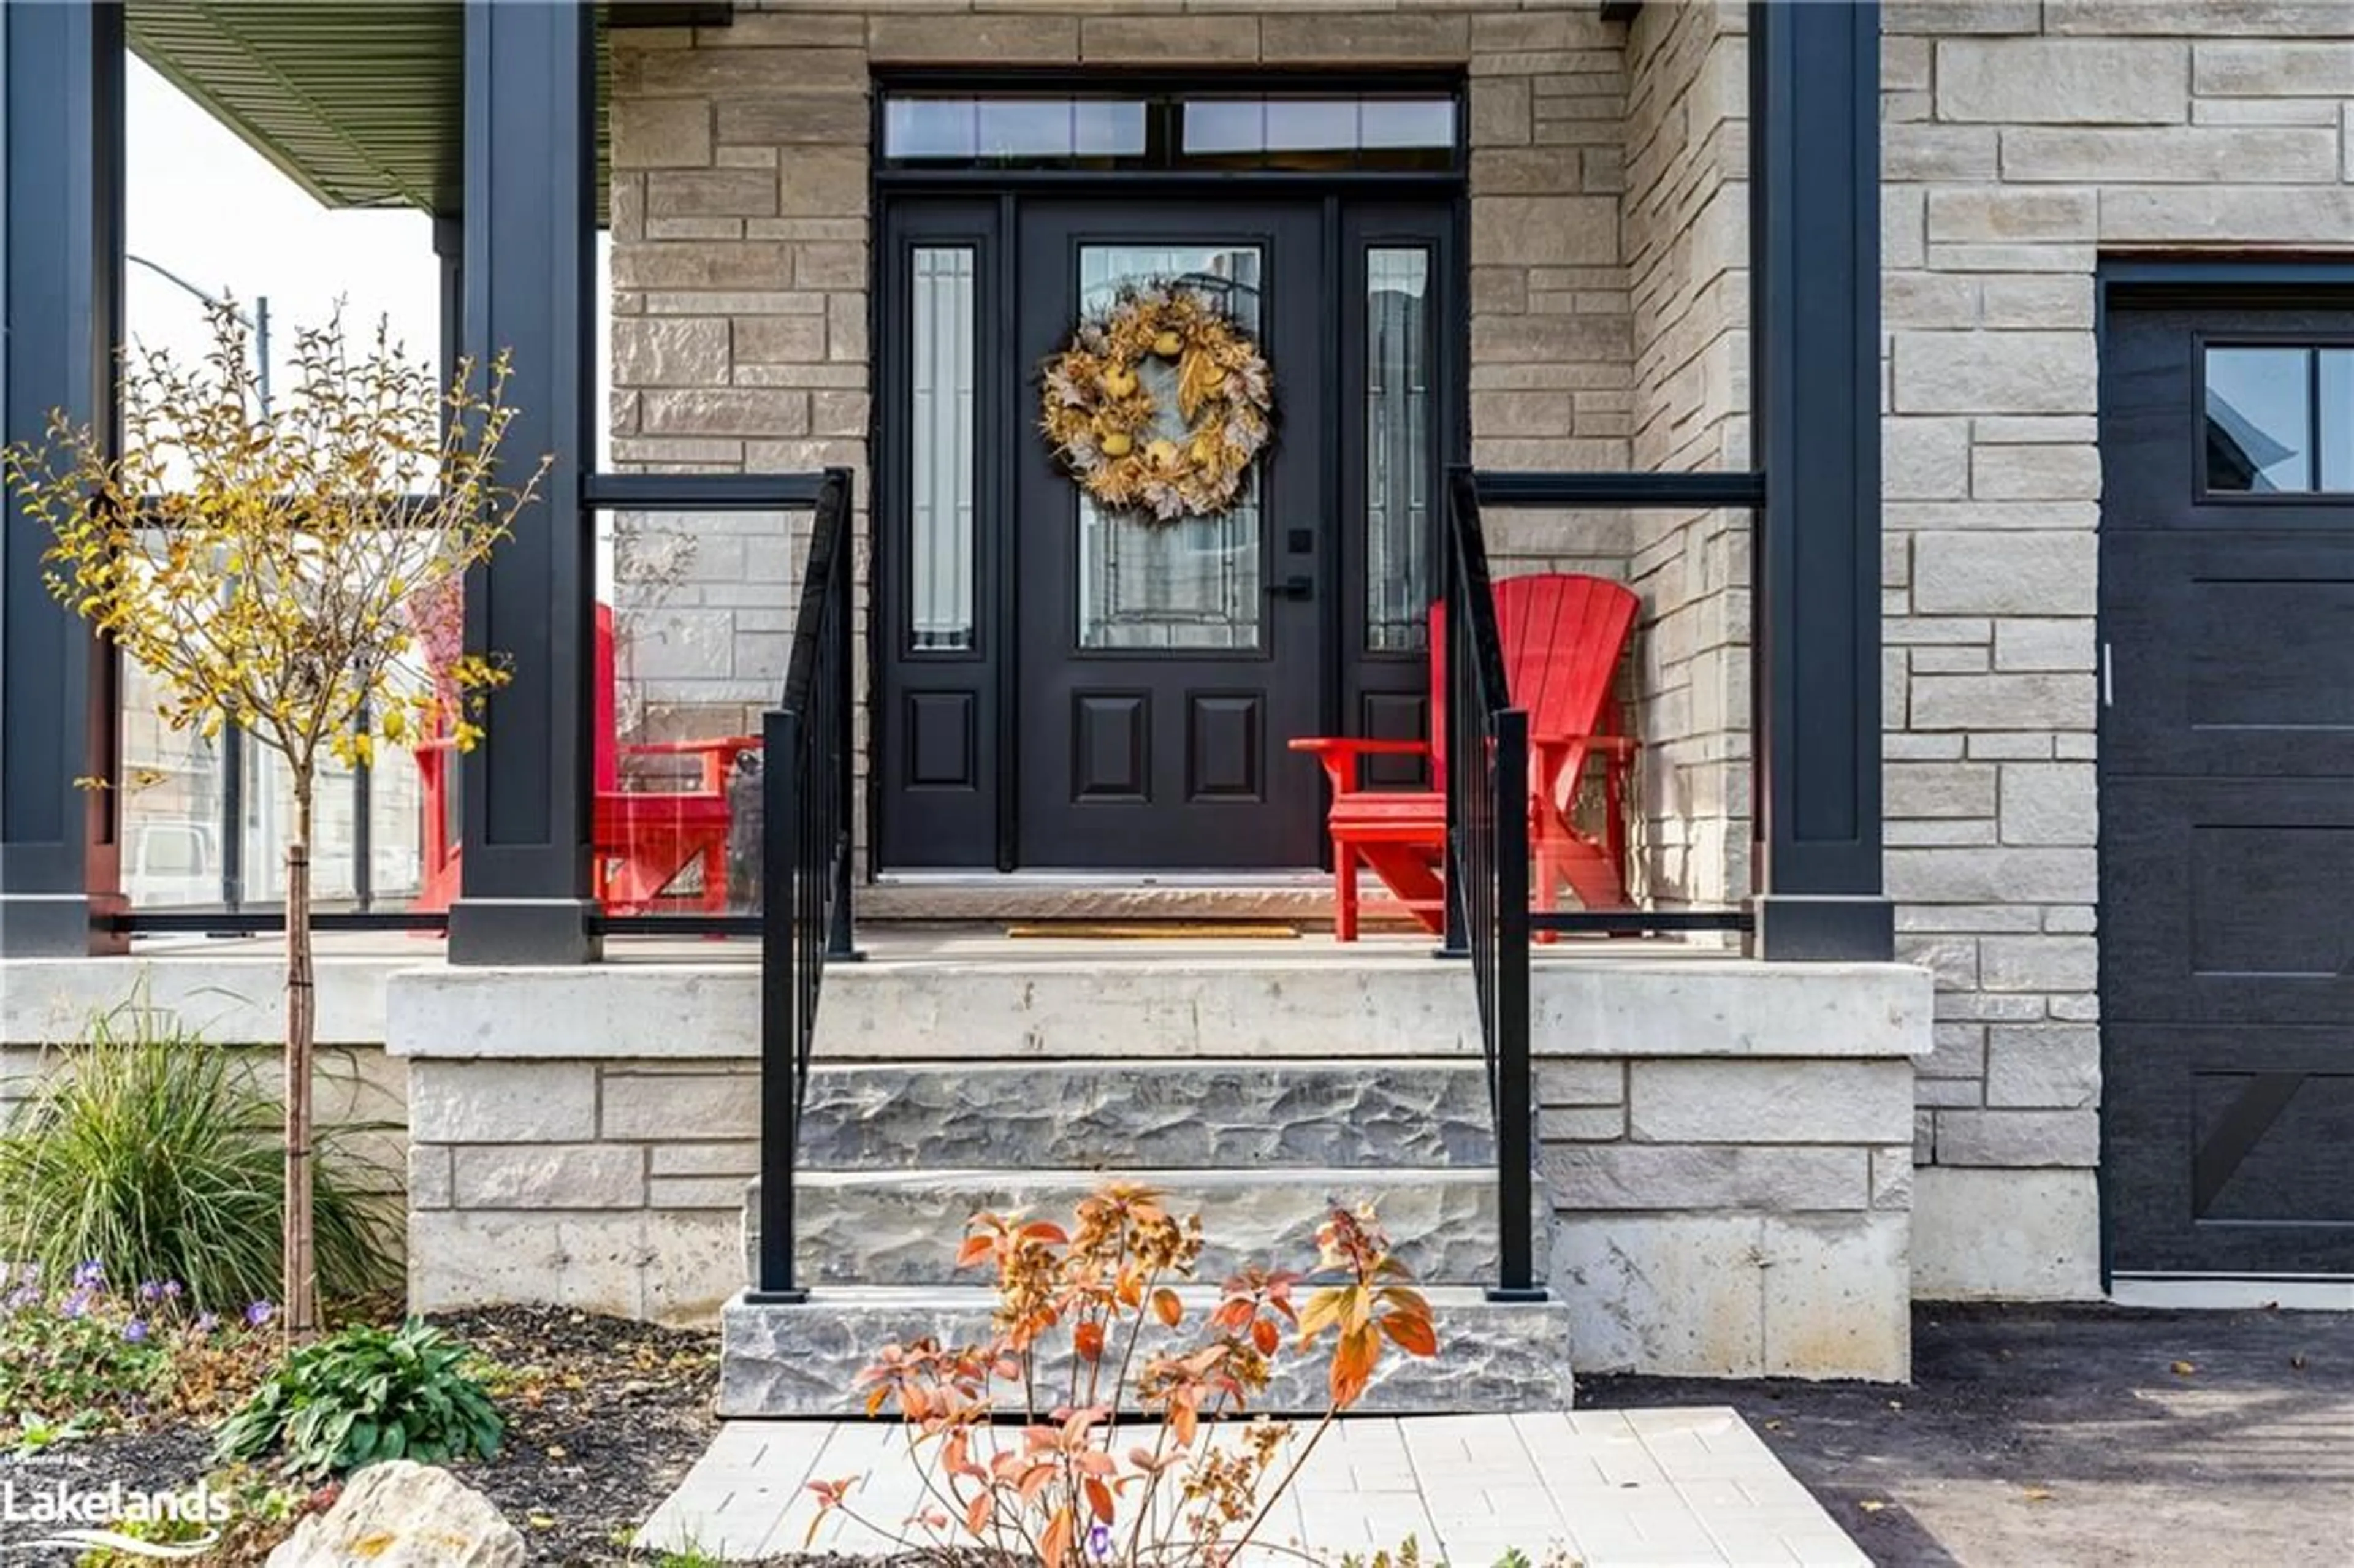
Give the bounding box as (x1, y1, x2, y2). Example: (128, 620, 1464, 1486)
(121, 925, 1723, 966)
(634, 1407, 1867, 1566)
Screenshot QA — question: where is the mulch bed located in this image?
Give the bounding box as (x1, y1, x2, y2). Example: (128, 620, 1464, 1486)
(432, 1306, 723, 1565)
(0, 1306, 726, 1567)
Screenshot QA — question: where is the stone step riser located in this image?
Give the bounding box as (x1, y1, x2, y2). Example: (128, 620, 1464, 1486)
(799, 1063, 1495, 1171)
(718, 1291, 1577, 1418)
(812, 963, 1481, 1060)
(748, 1168, 1528, 1289)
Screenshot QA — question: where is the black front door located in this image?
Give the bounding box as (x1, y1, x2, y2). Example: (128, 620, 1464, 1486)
(2101, 294, 2354, 1276)
(875, 192, 1455, 872)
(1013, 202, 1324, 869)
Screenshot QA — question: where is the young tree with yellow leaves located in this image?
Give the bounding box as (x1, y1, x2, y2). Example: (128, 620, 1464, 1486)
(6, 305, 547, 1338)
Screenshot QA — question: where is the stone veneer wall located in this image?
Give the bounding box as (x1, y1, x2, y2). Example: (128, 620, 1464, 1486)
(605, 3, 1647, 782)
(1533, 968, 1925, 1379)
(1620, 0, 1750, 913)
(405, 1056, 755, 1324)
(387, 966, 769, 1326)
(1880, 0, 2354, 1298)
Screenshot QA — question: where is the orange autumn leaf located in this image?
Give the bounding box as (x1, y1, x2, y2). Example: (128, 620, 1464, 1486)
(1381, 1312, 1438, 1358)
(1153, 1287, 1184, 1327)
(1042, 1505, 1076, 1567)
(1076, 1319, 1107, 1361)
(1252, 1317, 1279, 1355)
(1330, 1323, 1380, 1408)
(963, 1491, 992, 1539)
(1086, 1475, 1116, 1524)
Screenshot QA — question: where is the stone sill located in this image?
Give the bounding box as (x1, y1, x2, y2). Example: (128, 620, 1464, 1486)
(384, 956, 1932, 1064)
(4, 949, 1930, 1065)
(1, 954, 403, 1046)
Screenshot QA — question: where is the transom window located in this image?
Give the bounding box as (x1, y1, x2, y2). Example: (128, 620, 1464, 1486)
(879, 88, 1460, 172)
(2203, 342, 2354, 495)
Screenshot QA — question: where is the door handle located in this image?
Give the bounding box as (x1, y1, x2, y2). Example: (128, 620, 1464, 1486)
(1266, 574, 1314, 603)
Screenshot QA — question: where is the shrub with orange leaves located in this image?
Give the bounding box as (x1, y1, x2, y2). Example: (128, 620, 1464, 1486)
(805, 1184, 1440, 1565)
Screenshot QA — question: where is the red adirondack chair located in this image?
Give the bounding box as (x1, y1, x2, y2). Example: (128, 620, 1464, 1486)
(1289, 573, 1640, 941)
(411, 603, 761, 917)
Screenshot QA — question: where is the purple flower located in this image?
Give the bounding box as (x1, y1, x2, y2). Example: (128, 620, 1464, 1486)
(137, 1281, 162, 1304)
(123, 1318, 148, 1344)
(244, 1300, 275, 1329)
(193, 1312, 221, 1336)
(161, 1281, 183, 1301)
(72, 1260, 104, 1290)
(59, 1291, 91, 1320)
(3, 1286, 35, 1314)
(1087, 1523, 1114, 1560)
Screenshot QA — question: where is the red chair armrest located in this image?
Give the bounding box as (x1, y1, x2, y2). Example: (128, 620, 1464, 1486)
(619, 734, 763, 791)
(1289, 736, 1433, 796)
(621, 734, 763, 758)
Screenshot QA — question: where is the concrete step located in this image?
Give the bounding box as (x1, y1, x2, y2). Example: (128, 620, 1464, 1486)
(799, 1060, 1494, 1171)
(752, 1166, 1529, 1288)
(812, 953, 1481, 1060)
(718, 1285, 1575, 1417)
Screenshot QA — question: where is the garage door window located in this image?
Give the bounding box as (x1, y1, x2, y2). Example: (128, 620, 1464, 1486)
(2204, 343, 2354, 494)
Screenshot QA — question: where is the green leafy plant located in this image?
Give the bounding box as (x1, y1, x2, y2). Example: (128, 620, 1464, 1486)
(214, 1319, 503, 1479)
(0, 1261, 275, 1445)
(9, 1408, 99, 1458)
(808, 1186, 1440, 1566)
(0, 1002, 398, 1314)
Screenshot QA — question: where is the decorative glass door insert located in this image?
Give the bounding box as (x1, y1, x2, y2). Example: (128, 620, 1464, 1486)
(1075, 244, 1265, 651)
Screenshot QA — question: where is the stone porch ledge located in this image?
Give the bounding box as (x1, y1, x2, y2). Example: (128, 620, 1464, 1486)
(0, 952, 406, 1045)
(384, 948, 1932, 1064)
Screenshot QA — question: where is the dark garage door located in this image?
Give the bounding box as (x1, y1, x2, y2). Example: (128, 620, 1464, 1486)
(2102, 295, 2354, 1277)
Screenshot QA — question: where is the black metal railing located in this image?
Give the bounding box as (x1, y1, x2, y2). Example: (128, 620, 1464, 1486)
(1442, 465, 1763, 1303)
(1441, 467, 1542, 1303)
(751, 464, 858, 1302)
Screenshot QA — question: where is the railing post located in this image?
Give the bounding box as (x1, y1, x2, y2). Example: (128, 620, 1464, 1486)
(821, 468, 859, 963)
(1490, 706, 1544, 1303)
(1437, 467, 1476, 959)
(752, 704, 806, 1303)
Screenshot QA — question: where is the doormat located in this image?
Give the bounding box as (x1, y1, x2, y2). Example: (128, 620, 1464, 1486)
(1005, 922, 1300, 940)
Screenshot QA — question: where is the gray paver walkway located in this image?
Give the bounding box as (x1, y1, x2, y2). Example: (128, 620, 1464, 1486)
(635, 1407, 1867, 1566)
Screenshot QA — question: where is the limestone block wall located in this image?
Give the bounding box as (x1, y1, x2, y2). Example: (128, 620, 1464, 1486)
(390, 967, 766, 1325)
(1533, 963, 1930, 1380)
(1879, 0, 2354, 1299)
(404, 1057, 755, 1325)
(1620, 0, 1750, 912)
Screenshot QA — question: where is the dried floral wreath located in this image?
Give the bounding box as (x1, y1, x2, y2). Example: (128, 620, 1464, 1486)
(1038, 282, 1274, 522)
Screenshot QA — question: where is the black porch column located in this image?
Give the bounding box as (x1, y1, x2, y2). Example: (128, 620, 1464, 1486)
(1746, 0, 1893, 961)
(448, 0, 598, 965)
(0, 3, 124, 958)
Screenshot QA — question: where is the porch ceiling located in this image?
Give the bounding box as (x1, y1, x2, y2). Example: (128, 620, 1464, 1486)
(124, 0, 627, 219)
